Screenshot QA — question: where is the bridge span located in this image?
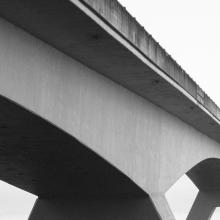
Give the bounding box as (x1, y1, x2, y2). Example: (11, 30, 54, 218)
(0, 0, 219, 219)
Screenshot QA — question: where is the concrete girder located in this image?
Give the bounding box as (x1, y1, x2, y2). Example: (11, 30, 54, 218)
(0, 9, 219, 220)
(0, 0, 219, 145)
(150, 194, 175, 220)
(0, 16, 219, 196)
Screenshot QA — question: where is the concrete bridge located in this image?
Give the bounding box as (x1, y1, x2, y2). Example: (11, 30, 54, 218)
(0, 0, 219, 219)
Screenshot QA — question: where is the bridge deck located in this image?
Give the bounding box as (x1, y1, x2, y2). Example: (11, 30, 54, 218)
(0, 0, 219, 144)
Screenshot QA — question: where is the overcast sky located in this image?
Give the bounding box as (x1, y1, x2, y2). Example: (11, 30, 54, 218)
(0, 0, 220, 219)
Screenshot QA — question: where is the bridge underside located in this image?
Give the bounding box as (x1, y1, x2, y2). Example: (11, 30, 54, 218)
(188, 159, 220, 191)
(0, 0, 219, 145)
(0, 1, 219, 219)
(186, 159, 220, 220)
(2, 92, 220, 220)
(0, 96, 159, 219)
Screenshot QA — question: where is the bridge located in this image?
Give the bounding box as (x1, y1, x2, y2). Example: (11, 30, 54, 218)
(0, 0, 219, 219)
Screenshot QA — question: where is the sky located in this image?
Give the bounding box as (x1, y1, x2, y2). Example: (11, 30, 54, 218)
(0, 0, 220, 219)
(0, 181, 36, 220)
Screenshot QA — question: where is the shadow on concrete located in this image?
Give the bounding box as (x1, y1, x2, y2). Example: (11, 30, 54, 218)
(0, 95, 160, 219)
(186, 158, 220, 220)
(187, 158, 220, 191)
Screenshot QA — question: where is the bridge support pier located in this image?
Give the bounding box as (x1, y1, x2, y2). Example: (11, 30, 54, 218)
(150, 194, 175, 220)
(187, 191, 220, 220)
(28, 196, 161, 220)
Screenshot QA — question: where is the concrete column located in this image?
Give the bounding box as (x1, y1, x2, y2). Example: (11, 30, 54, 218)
(150, 193, 175, 220)
(187, 191, 220, 220)
(28, 196, 161, 220)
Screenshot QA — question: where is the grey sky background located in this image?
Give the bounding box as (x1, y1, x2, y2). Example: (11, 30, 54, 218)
(0, 181, 36, 219)
(0, 0, 220, 219)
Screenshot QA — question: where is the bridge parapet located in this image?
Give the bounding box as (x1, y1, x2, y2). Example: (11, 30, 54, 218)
(81, 0, 220, 122)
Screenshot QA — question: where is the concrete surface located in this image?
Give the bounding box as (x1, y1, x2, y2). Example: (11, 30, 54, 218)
(76, 0, 220, 120)
(187, 191, 220, 220)
(0, 1, 218, 219)
(29, 197, 160, 220)
(0, 16, 219, 219)
(0, 0, 219, 145)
